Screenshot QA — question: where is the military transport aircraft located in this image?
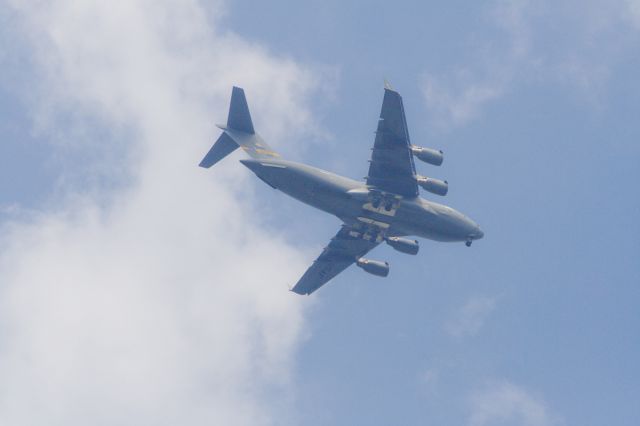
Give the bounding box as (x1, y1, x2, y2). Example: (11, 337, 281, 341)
(200, 84, 483, 295)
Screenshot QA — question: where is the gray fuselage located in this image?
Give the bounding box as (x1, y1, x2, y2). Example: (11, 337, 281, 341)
(241, 159, 483, 244)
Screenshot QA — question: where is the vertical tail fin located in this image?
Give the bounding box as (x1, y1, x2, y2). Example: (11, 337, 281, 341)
(227, 86, 255, 134)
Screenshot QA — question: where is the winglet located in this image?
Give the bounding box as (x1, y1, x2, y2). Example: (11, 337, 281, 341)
(384, 79, 394, 91)
(227, 86, 255, 134)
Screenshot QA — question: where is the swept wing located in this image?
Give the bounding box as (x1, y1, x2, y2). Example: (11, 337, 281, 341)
(290, 225, 382, 295)
(366, 85, 419, 197)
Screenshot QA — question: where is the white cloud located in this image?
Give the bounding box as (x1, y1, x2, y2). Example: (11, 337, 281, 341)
(0, 1, 323, 425)
(468, 381, 559, 426)
(445, 296, 497, 338)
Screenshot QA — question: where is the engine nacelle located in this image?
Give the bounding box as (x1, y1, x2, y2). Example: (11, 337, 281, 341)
(386, 237, 419, 255)
(417, 176, 448, 196)
(356, 258, 390, 277)
(411, 146, 443, 166)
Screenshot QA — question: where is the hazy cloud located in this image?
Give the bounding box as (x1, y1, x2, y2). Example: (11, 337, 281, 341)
(419, 367, 440, 396)
(0, 1, 324, 424)
(421, 0, 535, 128)
(446, 296, 497, 338)
(422, 74, 505, 128)
(627, 0, 640, 28)
(421, 0, 639, 128)
(469, 381, 558, 426)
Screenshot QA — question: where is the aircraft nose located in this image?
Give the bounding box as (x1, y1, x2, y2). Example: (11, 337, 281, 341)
(465, 218, 483, 241)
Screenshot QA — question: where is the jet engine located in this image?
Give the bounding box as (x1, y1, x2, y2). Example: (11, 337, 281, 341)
(417, 176, 448, 196)
(411, 146, 443, 166)
(386, 237, 419, 255)
(356, 258, 390, 277)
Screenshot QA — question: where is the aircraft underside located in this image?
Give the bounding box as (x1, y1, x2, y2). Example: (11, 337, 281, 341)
(200, 84, 483, 294)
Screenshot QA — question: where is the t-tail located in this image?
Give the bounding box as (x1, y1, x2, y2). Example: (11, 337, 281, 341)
(199, 86, 281, 168)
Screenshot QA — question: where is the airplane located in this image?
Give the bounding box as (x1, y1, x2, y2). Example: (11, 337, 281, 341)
(200, 83, 483, 295)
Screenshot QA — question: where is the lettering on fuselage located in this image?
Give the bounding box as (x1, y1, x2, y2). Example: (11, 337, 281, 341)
(239, 144, 281, 158)
(254, 148, 280, 157)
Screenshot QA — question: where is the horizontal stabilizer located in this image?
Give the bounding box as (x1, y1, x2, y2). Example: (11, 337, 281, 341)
(199, 132, 239, 168)
(227, 86, 255, 134)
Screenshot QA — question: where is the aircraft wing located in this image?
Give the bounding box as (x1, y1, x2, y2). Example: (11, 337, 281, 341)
(366, 86, 419, 197)
(290, 225, 381, 295)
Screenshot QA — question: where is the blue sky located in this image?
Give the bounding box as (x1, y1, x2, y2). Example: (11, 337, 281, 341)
(1, 1, 639, 425)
